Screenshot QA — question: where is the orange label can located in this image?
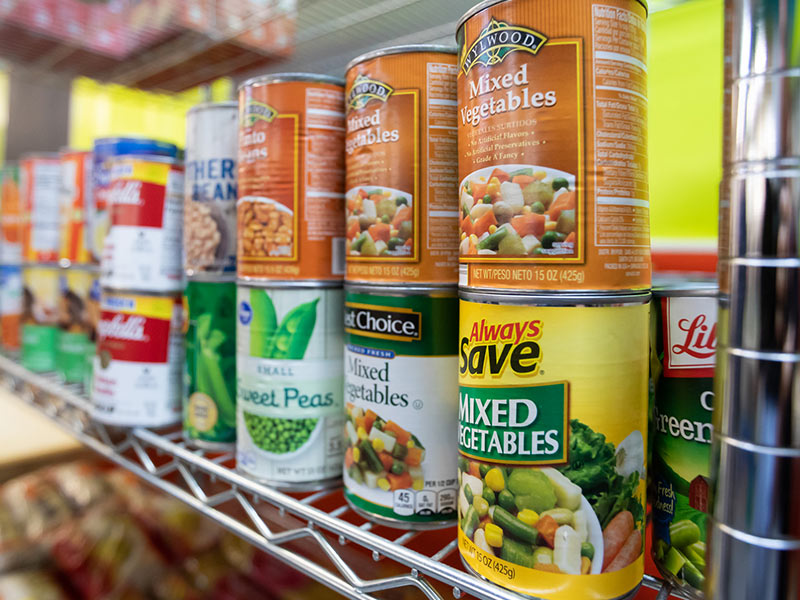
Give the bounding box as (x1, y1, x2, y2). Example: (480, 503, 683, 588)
(456, 0, 651, 292)
(20, 154, 62, 263)
(345, 45, 460, 286)
(59, 149, 93, 265)
(0, 163, 23, 264)
(237, 74, 346, 283)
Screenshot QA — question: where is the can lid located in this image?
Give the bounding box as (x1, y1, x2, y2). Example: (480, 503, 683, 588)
(93, 136, 179, 159)
(58, 147, 91, 156)
(20, 152, 61, 161)
(100, 285, 184, 298)
(186, 271, 237, 283)
(187, 101, 239, 114)
(459, 288, 652, 306)
(653, 281, 719, 297)
(236, 278, 344, 290)
(345, 283, 458, 297)
(346, 44, 458, 72)
(238, 72, 345, 91)
(107, 154, 183, 166)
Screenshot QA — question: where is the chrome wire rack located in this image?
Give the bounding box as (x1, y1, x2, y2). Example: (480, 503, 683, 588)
(0, 353, 679, 600)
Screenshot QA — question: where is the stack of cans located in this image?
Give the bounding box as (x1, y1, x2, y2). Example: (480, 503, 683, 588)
(341, 45, 460, 529)
(90, 136, 183, 428)
(710, 1, 800, 598)
(235, 73, 347, 490)
(0, 163, 23, 355)
(182, 102, 239, 450)
(454, 0, 651, 598)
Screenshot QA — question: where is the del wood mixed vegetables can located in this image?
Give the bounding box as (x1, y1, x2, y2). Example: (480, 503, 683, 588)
(59, 149, 93, 266)
(650, 284, 716, 598)
(21, 264, 61, 372)
(20, 154, 62, 263)
(236, 284, 344, 489)
(458, 291, 649, 600)
(455, 0, 650, 293)
(92, 290, 183, 427)
(344, 45, 460, 286)
(237, 74, 346, 283)
(0, 264, 22, 351)
(1, 163, 23, 264)
(101, 155, 184, 292)
(343, 285, 459, 528)
(184, 102, 239, 276)
(57, 267, 98, 384)
(183, 279, 237, 449)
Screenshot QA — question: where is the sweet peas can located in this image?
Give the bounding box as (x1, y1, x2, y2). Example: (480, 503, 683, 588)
(458, 291, 648, 600)
(456, 0, 650, 292)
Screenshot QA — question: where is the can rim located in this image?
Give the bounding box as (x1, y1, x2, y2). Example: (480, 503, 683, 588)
(459, 289, 651, 306)
(21, 262, 60, 270)
(58, 147, 91, 156)
(236, 278, 343, 290)
(653, 282, 718, 297)
(20, 152, 61, 161)
(100, 286, 183, 298)
(186, 272, 237, 283)
(238, 72, 345, 91)
(187, 101, 239, 113)
(107, 154, 183, 166)
(345, 44, 458, 72)
(92, 136, 178, 149)
(455, 0, 649, 40)
(345, 283, 458, 297)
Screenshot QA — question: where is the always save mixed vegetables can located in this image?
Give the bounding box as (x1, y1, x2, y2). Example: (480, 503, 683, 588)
(59, 149, 93, 266)
(237, 74, 346, 283)
(56, 267, 96, 383)
(344, 46, 460, 286)
(458, 291, 649, 599)
(455, 0, 650, 292)
(21, 264, 61, 372)
(236, 285, 344, 488)
(650, 284, 716, 598)
(343, 285, 459, 528)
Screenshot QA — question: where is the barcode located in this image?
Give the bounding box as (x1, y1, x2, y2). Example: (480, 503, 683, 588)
(331, 237, 346, 275)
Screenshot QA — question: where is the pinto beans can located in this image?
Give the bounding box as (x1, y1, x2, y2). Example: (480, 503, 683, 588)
(1, 163, 23, 264)
(59, 150, 93, 266)
(456, 0, 650, 292)
(20, 154, 62, 263)
(57, 267, 96, 384)
(0, 264, 22, 351)
(343, 285, 459, 528)
(101, 155, 184, 292)
(344, 46, 460, 286)
(21, 264, 61, 372)
(458, 291, 648, 599)
(184, 102, 239, 276)
(92, 290, 183, 427)
(237, 74, 346, 283)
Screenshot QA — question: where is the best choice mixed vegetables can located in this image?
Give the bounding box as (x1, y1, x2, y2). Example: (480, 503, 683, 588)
(650, 284, 716, 598)
(458, 291, 649, 600)
(20, 154, 62, 263)
(455, 0, 651, 292)
(21, 264, 61, 372)
(59, 149, 93, 266)
(237, 74, 346, 283)
(344, 45, 460, 286)
(56, 267, 97, 384)
(184, 279, 237, 449)
(343, 285, 459, 528)
(236, 284, 344, 489)
(0, 264, 22, 351)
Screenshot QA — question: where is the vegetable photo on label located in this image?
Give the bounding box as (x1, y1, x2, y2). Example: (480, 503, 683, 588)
(346, 187, 413, 257)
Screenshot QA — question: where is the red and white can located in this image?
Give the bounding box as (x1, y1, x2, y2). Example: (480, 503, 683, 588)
(91, 290, 183, 427)
(101, 155, 184, 292)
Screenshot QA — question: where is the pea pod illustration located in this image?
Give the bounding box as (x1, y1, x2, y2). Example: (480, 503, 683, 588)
(249, 288, 278, 358)
(267, 298, 318, 359)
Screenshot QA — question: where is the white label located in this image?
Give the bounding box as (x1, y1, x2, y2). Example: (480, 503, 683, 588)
(665, 296, 718, 371)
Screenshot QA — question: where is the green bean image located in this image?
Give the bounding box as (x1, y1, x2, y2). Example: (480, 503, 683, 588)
(249, 288, 278, 358)
(243, 412, 319, 453)
(266, 298, 319, 359)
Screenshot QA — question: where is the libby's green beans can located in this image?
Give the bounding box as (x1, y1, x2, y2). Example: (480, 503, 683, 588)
(343, 285, 459, 529)
(236, 284, 344, 489)
(57, 267, 96, 383)
(650, 284, 717, 598)
(184, 279, 237, 449)
(21, 264, 60, 372)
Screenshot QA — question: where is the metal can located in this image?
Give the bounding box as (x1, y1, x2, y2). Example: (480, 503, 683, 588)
(458, 290, 649, 600)
(20, 154, 61, 263)
(91, 137, 179, 264)
(101, 155, 184, 292)
(184, 102, 239, 276)
(237, 73, 346, 283)
(455, 0, 650, 293)
(0, 264, 22, 351)
(343, 285, 459, 528)
(236, 284, 344, 489)
(56, 267, 97, 384)
(21, 264, 61, 372)
(84, 276, 101, 395)
(59, 150, 93, 266)
(0, 163, 23, 264)
(650, 284, 717, 599)
(184, 279, 237, 449)
(344, 46, 459, 286)
(92, 289, 183, 427)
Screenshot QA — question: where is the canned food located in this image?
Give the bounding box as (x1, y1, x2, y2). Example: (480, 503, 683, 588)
(184, 102, 239, 276)
(343, 285, 459, 528)
(237, 73, 346, 283)
(91, 137, 179, 264)
(92, 290, 183, 427)
(0, 163, 23, 264)
(57, 267, 96, 384)
(344, 46, 459, 286)
(21, 264, 61, 372)
(59, 150, 93, 266)
(456, 0, 650, 292)
(0, 264, 22, 351)
(84, 276, 100, 394)
(458, 291, 649, 599)
(184, 279, 237, 449)
(650, 284, 717, 599)
(236, 284, 344, 489)
(101, 155, 184, 292)
(20, 154, 61, 263)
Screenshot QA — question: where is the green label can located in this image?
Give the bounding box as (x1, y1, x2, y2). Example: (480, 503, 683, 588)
(21, 265, 60, 372)
(343, 285, 459, 529)
(651, 285, 716, 598)
(57, 268, 96, 383)
(236, 285, 344, 489)
(184, 279, 237, 449)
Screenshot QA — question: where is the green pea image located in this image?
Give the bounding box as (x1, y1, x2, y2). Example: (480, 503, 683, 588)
(244, 412, 319, 454)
